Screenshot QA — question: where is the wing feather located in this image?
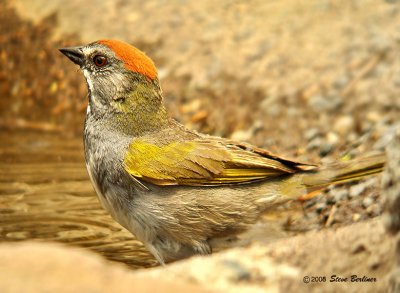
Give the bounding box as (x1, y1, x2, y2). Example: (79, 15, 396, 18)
(124, 138, 316, 186)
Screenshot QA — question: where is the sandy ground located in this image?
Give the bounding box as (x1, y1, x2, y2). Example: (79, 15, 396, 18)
(1, 0, 399, 292)
(142, 218, 394, 293)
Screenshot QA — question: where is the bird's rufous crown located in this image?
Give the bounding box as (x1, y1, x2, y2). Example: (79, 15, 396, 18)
(98, 39, 157, 80)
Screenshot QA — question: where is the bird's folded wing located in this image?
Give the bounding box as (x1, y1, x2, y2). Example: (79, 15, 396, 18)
(124, 138, 317, 186)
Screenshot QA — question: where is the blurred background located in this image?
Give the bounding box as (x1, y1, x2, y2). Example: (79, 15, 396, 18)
(0, 0, 399, 291)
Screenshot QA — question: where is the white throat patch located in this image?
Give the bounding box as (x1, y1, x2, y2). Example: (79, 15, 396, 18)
(83, 69, 102, 112)
(83, 69, 94, 93)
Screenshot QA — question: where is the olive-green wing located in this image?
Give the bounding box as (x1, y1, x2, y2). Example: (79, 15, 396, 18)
(124, 138, 316, 186)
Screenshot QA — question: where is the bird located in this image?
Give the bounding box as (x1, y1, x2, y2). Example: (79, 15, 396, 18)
(59, 39, 385, 265)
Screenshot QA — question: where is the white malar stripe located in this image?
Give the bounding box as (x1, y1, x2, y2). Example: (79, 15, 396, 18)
(83, 69, 94, 93)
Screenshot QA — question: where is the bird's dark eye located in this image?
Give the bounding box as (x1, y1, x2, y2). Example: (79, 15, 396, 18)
(93, 55, 107, 67)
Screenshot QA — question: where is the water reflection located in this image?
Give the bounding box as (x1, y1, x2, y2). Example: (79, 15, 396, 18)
(0, 131, 157, 268)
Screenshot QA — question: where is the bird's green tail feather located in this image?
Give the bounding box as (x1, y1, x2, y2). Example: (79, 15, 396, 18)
(280, 153, 386, 200)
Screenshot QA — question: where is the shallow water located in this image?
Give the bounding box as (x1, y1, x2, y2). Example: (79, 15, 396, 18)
(0, 131, 157, 268)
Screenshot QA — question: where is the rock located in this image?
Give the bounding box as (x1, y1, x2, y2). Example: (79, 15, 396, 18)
(307, 137, 323, 151)
(319, 142, 334, 157)
(352, 213, 362, 222)
(362, 197, 374, 208)
(252, 120, 264, 132)
(367, 204, 382, 217)
(333, 116, 355, 136)
(307, 133, 337, 156)
(332, 75, 349, 90)
(0, 215, 394, 293)
(231, 129, 252, 142)
(261, 96, 281, 117)
(0, 242, 206, 293)
(326, 132, 339, 146)
(230, 120, 263, 142)
(373, 123, 400, 151)
(308, 95, 342, 112)
(138, 245, 299, 293)
(366, 111, 382, 123)
(329, 188, 349, 203)
(304, 128, 320, 141)
(349, 183, 367, 198)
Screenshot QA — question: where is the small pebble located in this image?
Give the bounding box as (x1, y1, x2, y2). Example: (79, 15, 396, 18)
(349, 184, 367, 198)
(231, 129, 252, 141)
(319, 142, 334, 157)
(221, 259, 251, 282)
(252, 120, 263, 132)
(264, 104, 281, 116)
(366, 111, 381, 123)
(261, 96, 280, 116)
(332, 75, 349, 89)
(352, 213, 362, 222)
(307, 137, 323, 151)
(373, 123, 400, 150)
(326, 132, 339, 146)
(308, 95, 342, 112)
(330, 189, 349, 203)
(367, 204, 382, 216)
(304, 128, 320, 141)
(333, 115, 355, 136)
(362, 197, 374, 208)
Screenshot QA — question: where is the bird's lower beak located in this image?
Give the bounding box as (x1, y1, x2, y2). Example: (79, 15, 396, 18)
(59, 46, 84, 66)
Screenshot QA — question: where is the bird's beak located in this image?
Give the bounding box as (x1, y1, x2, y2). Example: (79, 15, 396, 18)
(59, 46, 84, 66)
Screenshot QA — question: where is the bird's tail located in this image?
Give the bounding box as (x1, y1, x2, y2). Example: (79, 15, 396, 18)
(279, 153, 386, 200)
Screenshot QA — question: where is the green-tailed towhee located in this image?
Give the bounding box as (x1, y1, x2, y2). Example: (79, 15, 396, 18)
(60, 40, 385, 265)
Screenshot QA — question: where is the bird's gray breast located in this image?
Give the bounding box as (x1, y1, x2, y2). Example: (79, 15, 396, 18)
(83, 111, 136, 226)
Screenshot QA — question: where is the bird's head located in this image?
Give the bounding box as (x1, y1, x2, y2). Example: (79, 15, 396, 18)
(60, 40, 168, 132)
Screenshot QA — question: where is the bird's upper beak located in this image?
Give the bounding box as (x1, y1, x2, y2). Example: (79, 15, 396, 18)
(59, 46, 84, 66)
